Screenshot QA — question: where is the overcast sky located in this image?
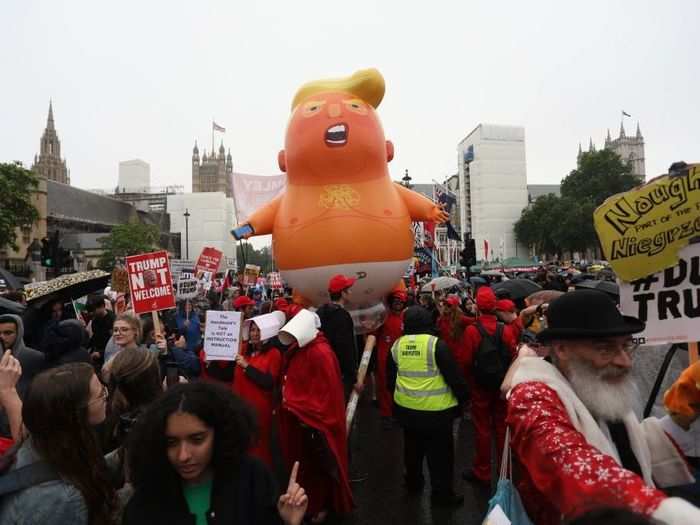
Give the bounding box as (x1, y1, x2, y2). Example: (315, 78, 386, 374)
(2, 0, 698, 193)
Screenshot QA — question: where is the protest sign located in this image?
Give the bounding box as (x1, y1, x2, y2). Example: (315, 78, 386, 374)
(195, 247, 223, 276)
(194, 248, 223, 292)
(619, 243, 700, 346)
(594, 163, 700, 282)
(268, 272, 283, 290)
(170, 259, 195, 280)
(231, 172, 286, 223)
(125, 250, 176, 315)
(203, 310, 241, 361)
(110, 266, 130, 293)
(176, 276, 199, 300)
(243, 264, 261, 287)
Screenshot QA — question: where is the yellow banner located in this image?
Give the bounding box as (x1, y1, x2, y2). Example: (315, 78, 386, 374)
(593, 164, 700, 282)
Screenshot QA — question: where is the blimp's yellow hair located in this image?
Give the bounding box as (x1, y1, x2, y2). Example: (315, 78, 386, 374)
(291, 68, 385, 111)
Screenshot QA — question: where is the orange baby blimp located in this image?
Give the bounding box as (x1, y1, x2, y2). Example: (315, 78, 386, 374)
(241, 68, 447, 325)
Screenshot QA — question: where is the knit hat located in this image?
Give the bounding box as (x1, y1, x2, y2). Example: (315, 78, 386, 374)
(496, 299, 516, 313)
(444, 295, 461, 307)
(476, 287, 497, 313)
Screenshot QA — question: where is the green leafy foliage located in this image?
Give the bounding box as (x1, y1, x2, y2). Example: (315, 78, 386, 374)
(515, 150, 640, 257)
(97, 221, 161, 270)
(236, 243, 274, 274)
(0, 162, 39, 251)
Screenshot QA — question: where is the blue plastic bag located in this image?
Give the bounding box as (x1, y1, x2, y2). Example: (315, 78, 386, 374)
(483, 428, 534, 525)
(486, 479, 533, 525)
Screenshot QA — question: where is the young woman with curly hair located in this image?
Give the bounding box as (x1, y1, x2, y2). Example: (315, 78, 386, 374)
(0, 362, 117, 525)
(123, 382, 307, 525)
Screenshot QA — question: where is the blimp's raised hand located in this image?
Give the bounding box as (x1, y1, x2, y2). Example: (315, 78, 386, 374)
(429, 204, 450, 224)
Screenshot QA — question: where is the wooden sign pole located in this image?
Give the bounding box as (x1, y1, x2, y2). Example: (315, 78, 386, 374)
(689, 341, 699, 364)
(345, 335, 376, 432)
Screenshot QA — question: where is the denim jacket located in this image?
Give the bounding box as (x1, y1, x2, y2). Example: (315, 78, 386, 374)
(0, 442, 88, 525)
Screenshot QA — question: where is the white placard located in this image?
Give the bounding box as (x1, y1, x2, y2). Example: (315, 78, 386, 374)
(204, 310, 242, 361)
(176, 277, 199, 300)
(482, 504, 511, 525)
(619, 243, 700, 346)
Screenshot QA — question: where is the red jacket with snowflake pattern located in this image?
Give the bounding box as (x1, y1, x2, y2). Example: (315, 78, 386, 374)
(506, 381, 667, 525)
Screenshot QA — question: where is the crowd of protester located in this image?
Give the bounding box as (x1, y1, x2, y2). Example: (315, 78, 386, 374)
(0, 268, 699, 524)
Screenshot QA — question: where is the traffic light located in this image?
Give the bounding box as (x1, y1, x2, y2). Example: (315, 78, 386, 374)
(460, 238, 477, 268)
(40, 238, 51, 267)
(49, 231, 60, 269)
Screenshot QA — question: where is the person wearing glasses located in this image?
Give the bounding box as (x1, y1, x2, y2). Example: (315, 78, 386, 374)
(0, 362, 118, 525)
(503, 290, 700, 525)
(104, 314, 165, 364)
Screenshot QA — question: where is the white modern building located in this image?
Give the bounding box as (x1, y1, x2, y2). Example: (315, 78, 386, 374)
(457, 124, 528, 261)
(118, 159, 151, 193)
(167, 192, 237, 264)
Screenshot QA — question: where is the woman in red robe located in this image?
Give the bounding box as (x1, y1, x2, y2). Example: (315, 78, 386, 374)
(278, 309, 353, 524)
(233, 320, 282, 468)
(373, 291, 406, 426)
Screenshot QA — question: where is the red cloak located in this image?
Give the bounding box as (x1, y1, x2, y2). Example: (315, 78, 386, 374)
(374, 310, 404, 417)
(233, 342, 282, 467)
(279, 332, 353, 516)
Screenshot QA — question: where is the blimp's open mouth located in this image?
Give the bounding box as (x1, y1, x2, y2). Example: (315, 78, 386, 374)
(325, 123, 348, 147)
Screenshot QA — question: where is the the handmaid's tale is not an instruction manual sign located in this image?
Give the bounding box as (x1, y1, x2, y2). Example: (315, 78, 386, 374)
(620, 243, 700, 346)
(204, 310, 241, 361)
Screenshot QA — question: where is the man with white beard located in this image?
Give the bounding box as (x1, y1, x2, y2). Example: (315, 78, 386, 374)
(504, 290, 700, 525)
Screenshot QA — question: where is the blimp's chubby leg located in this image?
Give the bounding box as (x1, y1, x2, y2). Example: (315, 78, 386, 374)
(394, 182, 449, 224)
(240, 195, 283, 237)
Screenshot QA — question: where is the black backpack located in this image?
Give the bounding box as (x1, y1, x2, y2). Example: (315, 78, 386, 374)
(473, 322, 511, 390)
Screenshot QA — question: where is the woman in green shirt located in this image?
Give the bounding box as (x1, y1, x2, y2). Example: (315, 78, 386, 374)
(122, 382, 307, 525)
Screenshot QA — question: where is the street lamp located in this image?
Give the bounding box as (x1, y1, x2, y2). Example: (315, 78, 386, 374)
(401, 169, 412, 189)
(183, 209, 191, 259)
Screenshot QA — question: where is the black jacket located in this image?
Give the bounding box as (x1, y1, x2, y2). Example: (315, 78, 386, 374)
(122, 455, 281, 525)
(42, 319, 91, 367)
(386, 306, 469, 430)
(316, 303, 357, 387)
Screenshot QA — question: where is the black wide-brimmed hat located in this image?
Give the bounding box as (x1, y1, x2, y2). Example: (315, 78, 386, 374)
(538, 290, 645, 342)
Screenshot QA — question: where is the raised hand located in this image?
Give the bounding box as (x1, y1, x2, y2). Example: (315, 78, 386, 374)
(277, 461, 308, 525)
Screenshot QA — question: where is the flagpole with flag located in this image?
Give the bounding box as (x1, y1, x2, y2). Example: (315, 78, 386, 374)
(212, 120, 226, 154)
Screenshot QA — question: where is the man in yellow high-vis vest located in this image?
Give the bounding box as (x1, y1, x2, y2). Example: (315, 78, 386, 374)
(387, 305, 468, 507)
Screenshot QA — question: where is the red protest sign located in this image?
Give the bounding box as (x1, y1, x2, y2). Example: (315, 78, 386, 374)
(125, 250, 176, 314)
(195, 247, 223, 277)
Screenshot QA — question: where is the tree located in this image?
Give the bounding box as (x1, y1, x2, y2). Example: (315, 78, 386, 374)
(561, 149, 638, 206)
(97, 221, 160, 270)
(515, 150, 639, 258)
(236, 242, 274, 274)
(514, 193, 560, 256)
(0, 162, 39, 251)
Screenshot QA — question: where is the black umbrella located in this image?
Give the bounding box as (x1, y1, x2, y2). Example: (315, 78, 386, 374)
(24, 270, 110, 306)
(0, 268, 22, 291)
(492, 279, 542, 301)
(574, 279, 619, 298)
